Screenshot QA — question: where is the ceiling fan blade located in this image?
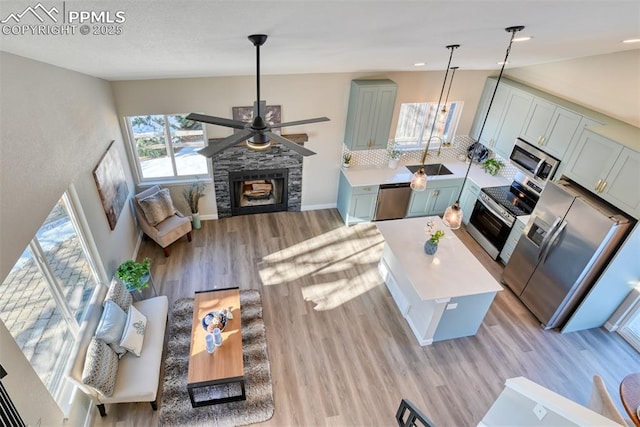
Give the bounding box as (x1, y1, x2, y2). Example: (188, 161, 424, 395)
(187, 113, 247, 130)
(266, 131, 316, 156)
(197, 129, 255, 157)
(271, 117, 330, 129)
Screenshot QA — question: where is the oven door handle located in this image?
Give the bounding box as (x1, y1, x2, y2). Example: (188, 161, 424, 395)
(477, 197, 512, 226)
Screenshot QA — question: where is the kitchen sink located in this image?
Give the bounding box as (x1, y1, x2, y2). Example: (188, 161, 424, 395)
(405, 163, 453, 176)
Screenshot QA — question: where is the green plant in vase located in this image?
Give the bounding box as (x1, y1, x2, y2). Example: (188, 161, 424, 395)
(482, 158, 505, 176)
(116, 258, 151, 292)
(342, 152, 352, 168)
(424, 221, 445, 255)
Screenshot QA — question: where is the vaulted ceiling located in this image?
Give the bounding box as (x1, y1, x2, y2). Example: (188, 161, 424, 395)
(0, 1, 638, 80)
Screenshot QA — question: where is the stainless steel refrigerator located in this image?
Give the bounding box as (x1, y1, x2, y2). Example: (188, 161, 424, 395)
(502, 179, 632, 329)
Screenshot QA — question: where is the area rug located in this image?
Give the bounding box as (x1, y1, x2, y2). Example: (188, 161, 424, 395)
(159, 290, 274, 427)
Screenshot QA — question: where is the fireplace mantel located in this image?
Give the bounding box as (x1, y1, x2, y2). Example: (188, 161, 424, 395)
(209, 133, 309, 145)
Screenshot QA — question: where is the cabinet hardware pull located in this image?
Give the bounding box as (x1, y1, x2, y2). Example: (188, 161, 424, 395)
(594, 179, 602, 191)
(540, 137, 545, 145)
(599, 181, 607, 193)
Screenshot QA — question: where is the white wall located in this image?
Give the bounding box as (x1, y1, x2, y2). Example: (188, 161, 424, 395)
(505, 49, 640, 127)
(0, 52, 138, 425)
(111, 70, 491, 214)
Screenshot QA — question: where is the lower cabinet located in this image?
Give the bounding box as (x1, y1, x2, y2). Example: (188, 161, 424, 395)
(336, 172, 379, 225)
(406, 178, 463, 218)
(458, 180, 481, 225)
(500, 217, 527, 265)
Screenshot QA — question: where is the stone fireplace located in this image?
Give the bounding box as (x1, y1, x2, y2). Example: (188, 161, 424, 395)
(210, 135, 306, 218)
(229, 168, 288, 216)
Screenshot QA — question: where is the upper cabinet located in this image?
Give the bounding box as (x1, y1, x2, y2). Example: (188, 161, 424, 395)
(564, 130, 640, 218)
(344, 79, 398, 150)
(490, 89, 533, 159)
(520, 99, 582, 159)
(470, 79, 532, 159)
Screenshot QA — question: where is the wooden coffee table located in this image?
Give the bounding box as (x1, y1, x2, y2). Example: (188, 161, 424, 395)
(187, 287, 245, 407)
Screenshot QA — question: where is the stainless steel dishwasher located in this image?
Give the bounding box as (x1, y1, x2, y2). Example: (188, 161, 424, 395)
(374, 182, 412, 220)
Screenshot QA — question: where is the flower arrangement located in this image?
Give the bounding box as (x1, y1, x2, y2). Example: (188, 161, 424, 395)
(342, 152, 352, 166)
(425, 221, 445, 244)
(116, 258, 150, 291)
(388, 144, 402, 160)
(183, 180, 208, 214)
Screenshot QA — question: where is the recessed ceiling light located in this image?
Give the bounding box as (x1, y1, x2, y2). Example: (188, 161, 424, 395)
(622, 38, 640, 43)
(513, 36, 533, 42)
(498, 61, 510, 65)
(414, 62, 426, 67)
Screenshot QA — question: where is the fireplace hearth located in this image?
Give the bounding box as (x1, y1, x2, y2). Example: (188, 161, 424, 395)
(229, 169, 288, 215)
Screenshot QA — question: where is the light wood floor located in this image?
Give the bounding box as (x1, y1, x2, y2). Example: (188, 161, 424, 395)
(93, 209, 639, 427)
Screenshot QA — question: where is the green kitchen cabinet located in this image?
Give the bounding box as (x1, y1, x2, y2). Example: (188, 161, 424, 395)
(344, 79, 398, 150)
(470, 78, 509, 147)
(488, 88, 533, 159)
(500, 217, 528, 265)
(406, 178, 463, 218)
(520, 99, 582, 160)
(337, 172, 380, 225)
(564, 130, 640, 218)
(458, 180, 481, 225)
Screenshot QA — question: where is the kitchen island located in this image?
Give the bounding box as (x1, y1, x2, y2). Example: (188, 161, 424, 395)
(377, 216, 503, 345)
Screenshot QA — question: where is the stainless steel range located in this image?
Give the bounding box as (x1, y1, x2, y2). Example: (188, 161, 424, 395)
(467, 172, 541, 260)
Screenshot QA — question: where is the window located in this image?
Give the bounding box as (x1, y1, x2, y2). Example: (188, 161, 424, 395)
(125, 114, 210, 182)
(0, 190, 101, 405)
(394, 101, 463, 150)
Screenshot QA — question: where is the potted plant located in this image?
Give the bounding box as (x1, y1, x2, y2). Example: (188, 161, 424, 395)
(342, 152, 352, 168)
(116, 258, 151, 292)
(483, 158, 505, 176)
(183, 180, 208, 229)
(424, 222, 445, 255)
(388, 144, 402, 169)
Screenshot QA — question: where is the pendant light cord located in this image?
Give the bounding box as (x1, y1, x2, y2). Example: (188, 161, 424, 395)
(454, 26, 524, 203)
(420, 44, 460, 165)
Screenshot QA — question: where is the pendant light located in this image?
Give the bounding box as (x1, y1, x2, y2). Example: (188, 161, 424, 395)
(438, 66, 458, 131)
(442, 25, 525, 229)
(410, 44, 460, 192)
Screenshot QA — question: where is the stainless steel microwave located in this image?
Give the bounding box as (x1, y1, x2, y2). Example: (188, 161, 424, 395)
(509, 138, 560, 183)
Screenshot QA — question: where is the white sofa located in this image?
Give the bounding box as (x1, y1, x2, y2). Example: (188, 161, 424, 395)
(65, 282, 168, 417)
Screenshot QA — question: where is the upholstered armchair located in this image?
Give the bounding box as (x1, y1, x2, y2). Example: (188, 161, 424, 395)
(133, 186, 192, 257)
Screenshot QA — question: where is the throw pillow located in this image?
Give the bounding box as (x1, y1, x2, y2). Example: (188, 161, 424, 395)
(94, 300, 128, 358)
(81, 338, 119, 397)
(119, 305, 147, 357)
(105, 277, 132, 312)
(138, 188, 176, 226)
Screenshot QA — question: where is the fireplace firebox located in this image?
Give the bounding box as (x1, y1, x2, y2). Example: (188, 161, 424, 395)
(229, 168, 289, 216)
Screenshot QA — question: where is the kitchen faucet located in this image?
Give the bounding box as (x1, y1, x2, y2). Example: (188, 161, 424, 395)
(428, 136, 444, 157)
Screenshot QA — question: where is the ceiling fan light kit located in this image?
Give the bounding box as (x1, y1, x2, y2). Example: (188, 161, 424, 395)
(187, 34, 330, 157)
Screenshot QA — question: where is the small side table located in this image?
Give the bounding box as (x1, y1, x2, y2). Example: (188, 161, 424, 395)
(620, 372, 640, 426)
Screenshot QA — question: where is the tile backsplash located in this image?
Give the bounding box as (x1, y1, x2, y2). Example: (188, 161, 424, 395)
(341, 135, 518, 181)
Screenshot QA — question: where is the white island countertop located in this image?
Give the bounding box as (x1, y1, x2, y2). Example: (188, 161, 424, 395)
(376, 216, 503, 301)
(342, 160, 510, 188)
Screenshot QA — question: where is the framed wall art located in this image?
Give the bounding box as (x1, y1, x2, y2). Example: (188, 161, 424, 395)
(232, 103, 282, 135)
(93, 141, 129, 231)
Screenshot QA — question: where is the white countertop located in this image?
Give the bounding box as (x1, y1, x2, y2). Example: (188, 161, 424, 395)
(376, 216, 503, 301)
(342, 160, 510, 188)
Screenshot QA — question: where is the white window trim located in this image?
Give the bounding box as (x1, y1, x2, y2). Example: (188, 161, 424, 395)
(124, 114, 212, 185)
(393, 101, 463, 151)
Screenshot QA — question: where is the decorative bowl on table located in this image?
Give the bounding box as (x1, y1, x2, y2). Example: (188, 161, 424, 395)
(201, 311, 227, 333)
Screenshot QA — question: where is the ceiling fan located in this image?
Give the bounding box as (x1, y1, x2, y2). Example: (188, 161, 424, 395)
(187, 34, 330, 157)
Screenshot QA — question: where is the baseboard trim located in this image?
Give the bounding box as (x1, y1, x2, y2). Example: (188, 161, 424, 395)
(301, 203, 337, 211)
